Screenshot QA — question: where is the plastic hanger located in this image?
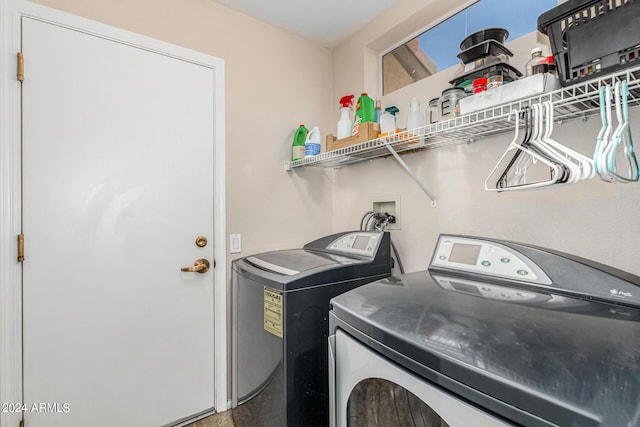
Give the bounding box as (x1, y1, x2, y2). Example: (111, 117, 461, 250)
(621, 80, 640, 181)
(498, 107, 540, 188)
(494, 109, 528, 188)
(485, 109, 561, 192)
(541, 101, 594, 181)
(604, 80, 639, 182)
(523, 103, 571, 184)
(593, 85, 608, 176)
(504, 106, 557, 187)
(597, 84, 615, 182)
(602, 81, 624, 181)
(510, 108, 536, 186)
(507, 105, 569, 186)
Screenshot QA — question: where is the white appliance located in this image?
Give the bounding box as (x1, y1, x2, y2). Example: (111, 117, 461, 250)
(329, 234, 640, 427)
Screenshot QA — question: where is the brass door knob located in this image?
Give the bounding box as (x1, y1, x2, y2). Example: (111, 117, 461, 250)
(181, 258, 210, 274)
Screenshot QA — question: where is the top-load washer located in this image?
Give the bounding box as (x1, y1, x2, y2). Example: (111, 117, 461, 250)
(329, 234, 640, 427)
(232, 230, 392, 427)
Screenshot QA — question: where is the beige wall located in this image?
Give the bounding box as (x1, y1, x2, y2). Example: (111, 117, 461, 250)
(331, 0, 640, 276)
(28, 0, 336, 402)
(25, 0, 640, 407)
(28, 0, 335, 253)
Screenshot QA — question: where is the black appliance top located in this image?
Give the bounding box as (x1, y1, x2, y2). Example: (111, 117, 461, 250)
(330, 235, 640, 427)
(233, 231, 392, 291)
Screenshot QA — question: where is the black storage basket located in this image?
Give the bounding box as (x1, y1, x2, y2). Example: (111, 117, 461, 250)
(538, 0, 640, 87)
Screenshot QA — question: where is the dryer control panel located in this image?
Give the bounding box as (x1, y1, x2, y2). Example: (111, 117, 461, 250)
(430, 235, 552, 285)
(325, 232, 382, 257)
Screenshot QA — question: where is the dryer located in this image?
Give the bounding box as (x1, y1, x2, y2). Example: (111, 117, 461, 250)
(329, 234, 640, 427)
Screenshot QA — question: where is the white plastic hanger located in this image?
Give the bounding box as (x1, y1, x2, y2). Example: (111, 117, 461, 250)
(485, 109, 561, 191)
(510, 108, 537, 185)
(502, 106, 539, 187)
(533, 103, 579, 184)
(517, 103, 575, 185)
(541, 101, 594, 181)
(510, 105, 561, 186)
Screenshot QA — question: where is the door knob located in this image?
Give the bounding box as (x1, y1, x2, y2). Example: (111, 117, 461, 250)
(181, 258, 210, 274)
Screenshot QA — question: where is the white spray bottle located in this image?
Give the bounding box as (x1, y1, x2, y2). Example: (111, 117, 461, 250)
(380, 106, 399, 136)
(337, 95, 354, 139)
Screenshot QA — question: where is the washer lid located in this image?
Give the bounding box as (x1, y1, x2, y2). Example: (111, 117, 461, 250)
(246, 249, 354, 276)
(330, 272, 640, 427)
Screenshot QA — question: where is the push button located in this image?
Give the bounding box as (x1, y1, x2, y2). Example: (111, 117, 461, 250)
(500, 257, 510, 263)
(481, 260, 491, 267)
(517, 269, 529, 276)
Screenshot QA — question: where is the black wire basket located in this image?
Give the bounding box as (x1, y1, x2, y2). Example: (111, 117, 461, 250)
(538, 0, 640, 87)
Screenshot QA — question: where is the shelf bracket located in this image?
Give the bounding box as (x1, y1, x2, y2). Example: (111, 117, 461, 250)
(383, 141, 437, 207)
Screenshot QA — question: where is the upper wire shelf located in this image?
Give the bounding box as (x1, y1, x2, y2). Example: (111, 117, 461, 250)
(285, 64, 640, 171)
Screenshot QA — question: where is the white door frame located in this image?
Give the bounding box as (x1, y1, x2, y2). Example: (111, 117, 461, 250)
(0, 1, 228, 425)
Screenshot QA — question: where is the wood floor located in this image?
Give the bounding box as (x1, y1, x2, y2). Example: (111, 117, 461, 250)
(348, 378, 449, 427)
(185, 378, 446, 427)
(184, 411, 235, 427)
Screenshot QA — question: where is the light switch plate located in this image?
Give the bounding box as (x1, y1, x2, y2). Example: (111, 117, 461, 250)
(230, 234, 241, 254)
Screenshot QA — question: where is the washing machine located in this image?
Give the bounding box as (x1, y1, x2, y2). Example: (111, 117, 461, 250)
(232, 230, 392, 427)
(329, 234, 640, 427)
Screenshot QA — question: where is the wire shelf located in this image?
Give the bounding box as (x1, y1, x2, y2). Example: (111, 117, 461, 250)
(285, 64, 640, 171)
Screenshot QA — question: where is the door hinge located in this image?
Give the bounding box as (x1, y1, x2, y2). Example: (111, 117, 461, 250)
(17, 234, 24, 263)
(17, 52, 24, 82)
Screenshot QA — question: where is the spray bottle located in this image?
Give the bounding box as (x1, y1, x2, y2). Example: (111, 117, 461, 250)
(379, 106, 399, 136)
(351, 92, 376, 136)
(304, 127, 321, 157)
(291, 124, 308, 161)
(406, 97, 425, 131)
(337, 95, 354, 139)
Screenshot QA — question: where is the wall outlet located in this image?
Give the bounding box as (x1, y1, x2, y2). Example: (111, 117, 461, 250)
(370, 196, 400, 230)
(230, 234, 242, 254)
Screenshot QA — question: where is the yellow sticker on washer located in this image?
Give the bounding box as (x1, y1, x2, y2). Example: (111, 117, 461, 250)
(264, 288, 283, 338)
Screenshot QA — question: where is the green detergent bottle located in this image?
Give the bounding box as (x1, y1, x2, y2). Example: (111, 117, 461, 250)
(351, 93, 376, 136)
(291, 124, 308, 161)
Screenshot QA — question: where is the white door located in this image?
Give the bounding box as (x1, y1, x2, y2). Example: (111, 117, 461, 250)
(22, 17, 216, 427)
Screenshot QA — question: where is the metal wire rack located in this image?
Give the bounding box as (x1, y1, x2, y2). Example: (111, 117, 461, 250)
(285, 64, 640, 171)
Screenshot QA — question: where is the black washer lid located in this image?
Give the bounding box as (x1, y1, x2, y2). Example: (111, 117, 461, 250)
(246, 249, 346, 275)
(331, 272, 640, 427)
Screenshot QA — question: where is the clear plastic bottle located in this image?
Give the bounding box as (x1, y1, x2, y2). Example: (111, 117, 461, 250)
(406, 97, 425, 130)
(525, 47, 544, 77)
